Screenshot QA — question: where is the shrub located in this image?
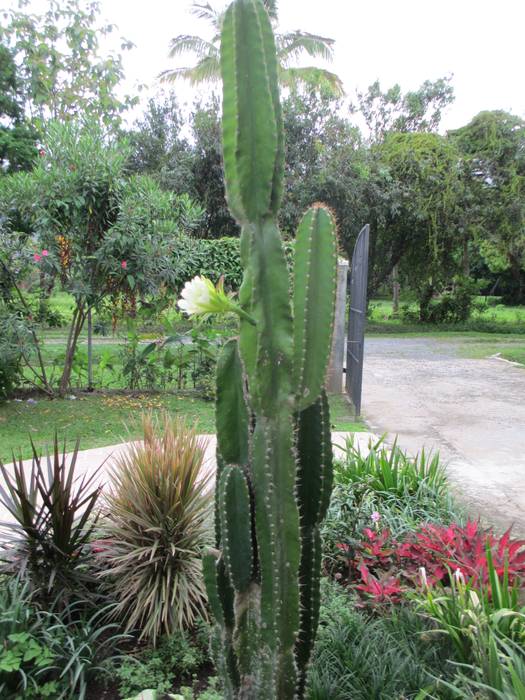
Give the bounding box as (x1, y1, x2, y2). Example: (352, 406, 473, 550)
(334, 521, 525, 606)
(417, 278, 479, 324)
(115, 626, 208, 698)
(0, 438, 102, 606)
(99, 415, 213, 643)
(308, 580, 457, 699)
(335, 435, 448, 500)
(0, 307, 28, 398)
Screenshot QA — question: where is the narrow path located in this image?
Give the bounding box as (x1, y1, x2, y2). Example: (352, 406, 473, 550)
(363, 336, 525, 533)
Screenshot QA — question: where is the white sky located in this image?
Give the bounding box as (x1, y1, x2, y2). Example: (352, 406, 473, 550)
(7, 0, 525, 131)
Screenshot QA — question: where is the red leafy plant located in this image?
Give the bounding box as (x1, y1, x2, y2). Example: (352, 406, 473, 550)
(337, 520, 525, 605)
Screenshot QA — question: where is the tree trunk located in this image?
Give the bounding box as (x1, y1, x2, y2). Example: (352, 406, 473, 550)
(462, 233, 470, 277)
(58, 304, 86, 396)
(392, 264, 400, 315)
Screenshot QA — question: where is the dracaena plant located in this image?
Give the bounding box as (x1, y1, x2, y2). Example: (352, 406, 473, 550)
(0, 437, 102, 606)
(176, 1, 338, 696)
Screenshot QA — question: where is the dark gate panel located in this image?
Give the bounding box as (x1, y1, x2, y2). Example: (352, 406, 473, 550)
(346, 224, 370, 416)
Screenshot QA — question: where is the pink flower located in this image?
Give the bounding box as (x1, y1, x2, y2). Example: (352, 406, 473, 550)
(371, 512, 381, 523)
(41, 249, 49, 257)
(33, 253, 42, 262)
(38, 148, 46, 157)
(121, 260, 127, 269)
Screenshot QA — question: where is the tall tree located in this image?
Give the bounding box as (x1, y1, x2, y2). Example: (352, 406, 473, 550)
(160, 0, 343, 95)
(0, 45, 37, 173)
(356, 76, 454, 142)
(0, 0, 137, 130)
(451, 111, 525, 302)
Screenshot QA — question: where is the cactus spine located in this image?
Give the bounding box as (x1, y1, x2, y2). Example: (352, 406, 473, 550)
(203, 1, 337, 697)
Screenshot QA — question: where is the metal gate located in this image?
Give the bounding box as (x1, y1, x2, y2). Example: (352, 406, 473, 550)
(346, 224, 370, 416)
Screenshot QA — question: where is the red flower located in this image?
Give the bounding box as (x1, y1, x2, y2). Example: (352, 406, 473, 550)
(33, 253, 42, 262)
(121, 260, 127, 269)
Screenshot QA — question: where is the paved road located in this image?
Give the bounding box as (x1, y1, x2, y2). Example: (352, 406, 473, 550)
(362, 337, 525, 533)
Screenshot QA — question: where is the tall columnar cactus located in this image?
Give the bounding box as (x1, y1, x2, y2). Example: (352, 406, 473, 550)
(202, 0, 337, 697)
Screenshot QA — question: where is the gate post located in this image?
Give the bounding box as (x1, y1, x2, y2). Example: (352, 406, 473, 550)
(326, 257, 349, 393)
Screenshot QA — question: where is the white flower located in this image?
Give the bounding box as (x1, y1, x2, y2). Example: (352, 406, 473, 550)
(177, 275, 256, 325)
(177, 276, 217, 316)
(453, 568, 465, 585)
(419, 567, 428, 589)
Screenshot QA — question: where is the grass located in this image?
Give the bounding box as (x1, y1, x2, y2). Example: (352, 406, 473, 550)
(0, 392, 365, 463)
(0, 393, 215, 463)
(368, 297, 525, 335)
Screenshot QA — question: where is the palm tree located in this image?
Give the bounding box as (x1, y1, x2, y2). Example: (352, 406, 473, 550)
(159, 1, 344, 96)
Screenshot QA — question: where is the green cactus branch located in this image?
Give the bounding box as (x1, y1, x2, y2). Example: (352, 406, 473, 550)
(205, 0, 338, 697)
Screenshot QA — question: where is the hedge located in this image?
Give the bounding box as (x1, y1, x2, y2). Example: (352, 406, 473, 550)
(173, 236, 294, 291)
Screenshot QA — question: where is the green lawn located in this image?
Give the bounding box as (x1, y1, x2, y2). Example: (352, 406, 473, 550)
(0, 392, 366, 463)
(368, 297, 525, 334)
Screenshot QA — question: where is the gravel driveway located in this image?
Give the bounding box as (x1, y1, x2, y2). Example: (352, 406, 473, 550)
(362, 336, 525, 533)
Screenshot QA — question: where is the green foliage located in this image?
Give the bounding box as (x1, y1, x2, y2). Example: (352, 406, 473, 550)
(0, 437, 102, 606)
(0, 119, 201, 394)
(0, 0, 137, 129)
(335, 435, 448, 500)
(0, 45, 37, 173)
(308, 580, 457, 699)
(115, 628, 207, 698)
(416, 278, 479, 324)
(174, 237, 243, 289)
(100, 415, 212, 643)
(0, 577, 126, 700)
(0, 305, 27, 398)
(356, 77, 455, 141)
(203, 2, 337, 697)
(451, 111, 525, 303)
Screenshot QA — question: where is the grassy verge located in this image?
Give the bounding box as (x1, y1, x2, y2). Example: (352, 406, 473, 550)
(0, 392, 365, 463)
(368, 297, 525, 335)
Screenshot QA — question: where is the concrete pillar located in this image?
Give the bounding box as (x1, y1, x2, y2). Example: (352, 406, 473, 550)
(326, 257, 349, 394)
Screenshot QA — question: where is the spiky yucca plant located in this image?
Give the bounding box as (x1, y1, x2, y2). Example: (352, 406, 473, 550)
(100, 415, 213, 644)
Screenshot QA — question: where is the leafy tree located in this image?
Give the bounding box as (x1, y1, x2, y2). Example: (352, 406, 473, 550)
(1, 121, 196, 395)
(127, 93, 193, 192)
(160, 0, 343, 95)
(0, 45, 37, 173)
(0, 0, 137, 130)
(377, 131, 464, 309)
(356, 76, 454, 142)
(451, 111, 525, 302)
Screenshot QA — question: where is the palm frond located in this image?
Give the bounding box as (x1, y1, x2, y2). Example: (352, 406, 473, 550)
(277, 30, 335, 63)
(279, 66, 345, 97)
(167, 34, 217, 59)
(190, 1, 221, 26)
(159, 53, 221, 85)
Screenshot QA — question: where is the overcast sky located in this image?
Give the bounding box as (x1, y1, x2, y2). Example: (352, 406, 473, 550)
(8, 0, 525, 131)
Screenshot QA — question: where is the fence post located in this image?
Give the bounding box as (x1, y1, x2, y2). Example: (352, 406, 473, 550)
(326, 257, 349, 393)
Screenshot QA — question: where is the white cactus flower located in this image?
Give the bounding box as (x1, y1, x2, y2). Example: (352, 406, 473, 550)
(177, 275, 256, 324)
(177, 276, 219, 316)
